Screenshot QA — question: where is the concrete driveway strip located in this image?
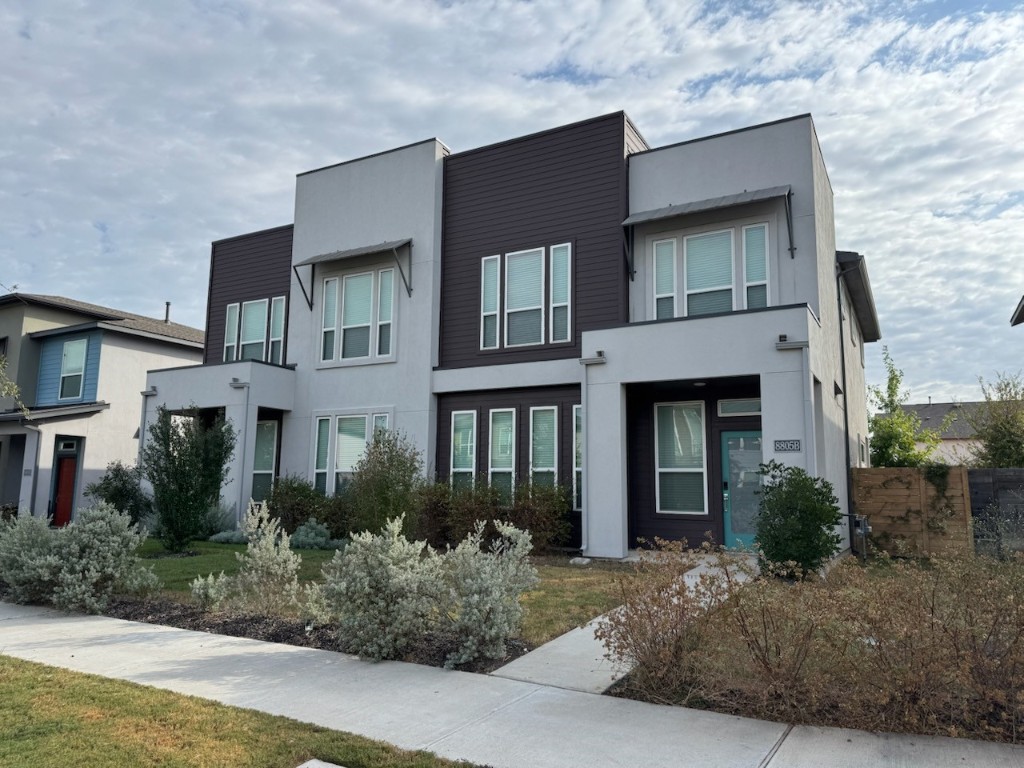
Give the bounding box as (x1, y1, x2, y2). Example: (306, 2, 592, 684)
(0, 603, 788, 767)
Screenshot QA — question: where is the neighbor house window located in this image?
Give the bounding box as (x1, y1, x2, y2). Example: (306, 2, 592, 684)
(224, 304, 239, 362)
(489, 409, 516, 501)
(573, 404, 583, 510)
(251, 420, 277, 502)
(321, 270, 394, 362)
(743, 225, 768, 309)
(59, 339, 87, 400)
(450, 411, 476, 490)
(655, 402, 706, 514)
(530, 406, 557, 487)
(481, 243, 572, 350)
(269, 297, 286, 364)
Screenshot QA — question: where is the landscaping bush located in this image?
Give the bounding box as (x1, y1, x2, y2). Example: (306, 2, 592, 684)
(347, 430, 423, 536)
(598, 547, 1024, 743)
(290, 518, 345, 550)
(413, 481, 454, 549)
(0, 504, 159, 613)
(267, 475, 330, 534)
(84, 461, 152, 525)
(505, 483, 571, 553)
(445, 480, 504, 545)
(755, 460, 841, 576)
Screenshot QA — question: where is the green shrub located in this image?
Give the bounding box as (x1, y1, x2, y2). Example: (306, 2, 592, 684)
(755, 461, 841, 576)
(0, 504, 159, 613)
(413, 481, 453, 549)
(290, 518, 345, 550)
(506, 483, 571, 553)
(446, 479, 503, 545)
(267, 475, 329, 534)
(347, 430, 423, 536)
(84, 461, 152, 525)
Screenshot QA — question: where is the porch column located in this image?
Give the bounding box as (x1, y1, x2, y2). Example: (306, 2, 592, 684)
(583, 381, 629, 559)
(18, 428, 40, 517)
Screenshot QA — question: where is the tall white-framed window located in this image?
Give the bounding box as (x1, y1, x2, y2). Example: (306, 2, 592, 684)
(313, 417, 331, 494)
(489, 408, 516, 501)
(376, 269, 394, 356)
(321, 278, 339, 362)
(549, 243, 571, 343)
(251, 420, 277, 502)
(684, 230, 734, 317)
(450, 411, 477, 490)
(480, 255, 500, 349)
(530, 406, 557, 487)
(59, 338, 87, 400)
(742, 224, 768, 309)
(505, 248, 545, 347)
(239, 299, 269, 360)
(336, 415, 369, 489)
(268, 297, 286, 364)
(341, 272, 374, 359)
(654, 401, 707, 515)
(223, 303, 239, 362)
(653, 239, 676, 320)
(573, 404, 583, 511)
(372, 412, 389, 434)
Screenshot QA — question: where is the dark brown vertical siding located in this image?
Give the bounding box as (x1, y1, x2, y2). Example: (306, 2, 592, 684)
(439, 114, 631, 368)
(204, 224, 293, 364)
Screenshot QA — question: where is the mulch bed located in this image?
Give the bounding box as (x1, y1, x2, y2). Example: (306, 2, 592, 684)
(101, 594, 531, 674)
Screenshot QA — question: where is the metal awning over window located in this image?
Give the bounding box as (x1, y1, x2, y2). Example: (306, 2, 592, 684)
(622, 185, 791, 227)
(294, 238, 413, 309)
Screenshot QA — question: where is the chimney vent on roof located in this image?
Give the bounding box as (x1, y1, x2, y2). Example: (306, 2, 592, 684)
(164, 301, 171, 323)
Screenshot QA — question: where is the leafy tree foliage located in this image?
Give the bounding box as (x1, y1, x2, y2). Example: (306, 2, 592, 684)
(141, 406, 236, 551)
(85, 461, 152, 525)
(965, 372, 1024, 468)
(869, 347, 941, 467)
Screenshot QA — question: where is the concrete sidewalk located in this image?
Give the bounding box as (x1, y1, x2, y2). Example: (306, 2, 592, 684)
(2, 602, 1022, 768)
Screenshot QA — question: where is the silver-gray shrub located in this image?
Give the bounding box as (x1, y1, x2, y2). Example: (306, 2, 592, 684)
(321, 516, 444, 660)
(443, 520, 538, 667)
(290, 517, 345, 550)
(0, 503, 158, 613)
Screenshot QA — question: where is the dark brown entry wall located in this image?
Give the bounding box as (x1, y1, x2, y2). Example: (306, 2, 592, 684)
(436, 385, 581, 546)
(627, 376, 761, 547)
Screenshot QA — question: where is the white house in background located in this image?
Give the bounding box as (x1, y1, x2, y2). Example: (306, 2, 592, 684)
(142, 112, 881, 557)
(0, 294, 203, 523)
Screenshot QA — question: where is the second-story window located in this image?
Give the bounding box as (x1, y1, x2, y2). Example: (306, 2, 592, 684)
(224, 296, 286, 364)
(480, 243, 572, 351)
(321, 268, 394, 363)
(59, 338, 87, 400)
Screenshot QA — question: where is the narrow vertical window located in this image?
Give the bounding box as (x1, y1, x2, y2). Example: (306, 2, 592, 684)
(489, 409, 516, 502)
(336, 415, 368, 489)
(655, 402, 706, 514)
(223, 303, 239, 362)
(685, 231, 734, 316)
(450, 411, 476, 490)
(239, 300, 268, 360)
(377, 269, 393, 356)
(550, 243, 571, 343)
(372, 413, 389, 434)
(653, 239, 676, 320)
(251, 421, 277, 502)
(59, 339, 87, 400)
(530, 406, 557, 487)
(505, 248, 544, 346)
(341, 273, 373, 359)
(268, 296, 286, 364)
(321, 278, 338, 361)
(480, 255, 500, 349)
(743, 224, 768, 309)
(573, 404, 583, 511)
(314, 417, 330, 494)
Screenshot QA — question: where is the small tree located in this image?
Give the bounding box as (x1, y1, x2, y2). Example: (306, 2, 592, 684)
(869, 347, 942, 467)
(141, 406, 236, 551)
(347, 429, 423, 535)
(756, 461, 841, 577)
(85, 461, 152, 525)
(965, 372, 1024, 468)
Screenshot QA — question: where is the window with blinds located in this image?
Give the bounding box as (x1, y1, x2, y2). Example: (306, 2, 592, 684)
(550, 243, 571, 343)
(743, 224, 768, 309)
(451, 411, 476, 490)
(225, 296, 286, 364)
(685, 230, 734, 316)
(506, 248, 545, 346)
(239, 299, 268, 360)
(320, 268, 395, 363)
(489, 409, 515, 501)
(336, 415, 369, 489)
(530, 406, 557, 487)
(251, 420, 277, 502)
(653, 239, 676, 320)
(655, 402, 707, 515)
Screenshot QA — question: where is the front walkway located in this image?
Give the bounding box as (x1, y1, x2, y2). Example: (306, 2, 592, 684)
(2, 602, 1022, 768)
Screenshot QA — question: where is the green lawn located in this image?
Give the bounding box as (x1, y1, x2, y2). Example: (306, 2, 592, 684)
(0, 655, 470, 768)
(138, 539, 630, 647)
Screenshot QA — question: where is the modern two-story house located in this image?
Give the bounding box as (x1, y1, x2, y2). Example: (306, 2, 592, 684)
(0, 294, 203, 522)
(144, 112, 881, 558)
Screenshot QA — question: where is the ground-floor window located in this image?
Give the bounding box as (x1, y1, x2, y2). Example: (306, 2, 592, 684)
(488, 409, 515, 500)
(530, 406, 557, 487)
(654, 401, 707, 514)
(311, 411, 390, 495)
(573, 404, 583, 510)
(450, 411, 476, 490)
(251, 420, 277, 502)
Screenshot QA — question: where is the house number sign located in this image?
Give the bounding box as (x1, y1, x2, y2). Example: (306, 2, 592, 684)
(774, 439, 802, 452)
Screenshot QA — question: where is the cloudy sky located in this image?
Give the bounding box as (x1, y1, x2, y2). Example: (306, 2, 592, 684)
(3, 0, 1022, 402)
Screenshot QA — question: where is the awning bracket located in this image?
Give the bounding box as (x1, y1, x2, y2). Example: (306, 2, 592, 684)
(623, 226, 635, 281)
(392, 245, 412, 297)
(785, 190, 796, 259)
(293, 263, 314, 310)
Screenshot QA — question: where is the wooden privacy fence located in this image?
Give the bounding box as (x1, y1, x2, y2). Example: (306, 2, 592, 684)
(851, 467, 973, 556)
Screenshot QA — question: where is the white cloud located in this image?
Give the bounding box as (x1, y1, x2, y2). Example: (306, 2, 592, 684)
(2, 0, 1022, 399)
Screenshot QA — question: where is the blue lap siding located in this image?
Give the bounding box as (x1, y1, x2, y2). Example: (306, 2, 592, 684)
(34, 330, 102, 406)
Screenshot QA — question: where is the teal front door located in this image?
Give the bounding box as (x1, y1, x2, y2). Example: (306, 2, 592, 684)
(722, 431, 763, 548)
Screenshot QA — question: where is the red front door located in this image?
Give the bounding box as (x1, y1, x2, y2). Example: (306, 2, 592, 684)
(52, 455, 78, 526)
